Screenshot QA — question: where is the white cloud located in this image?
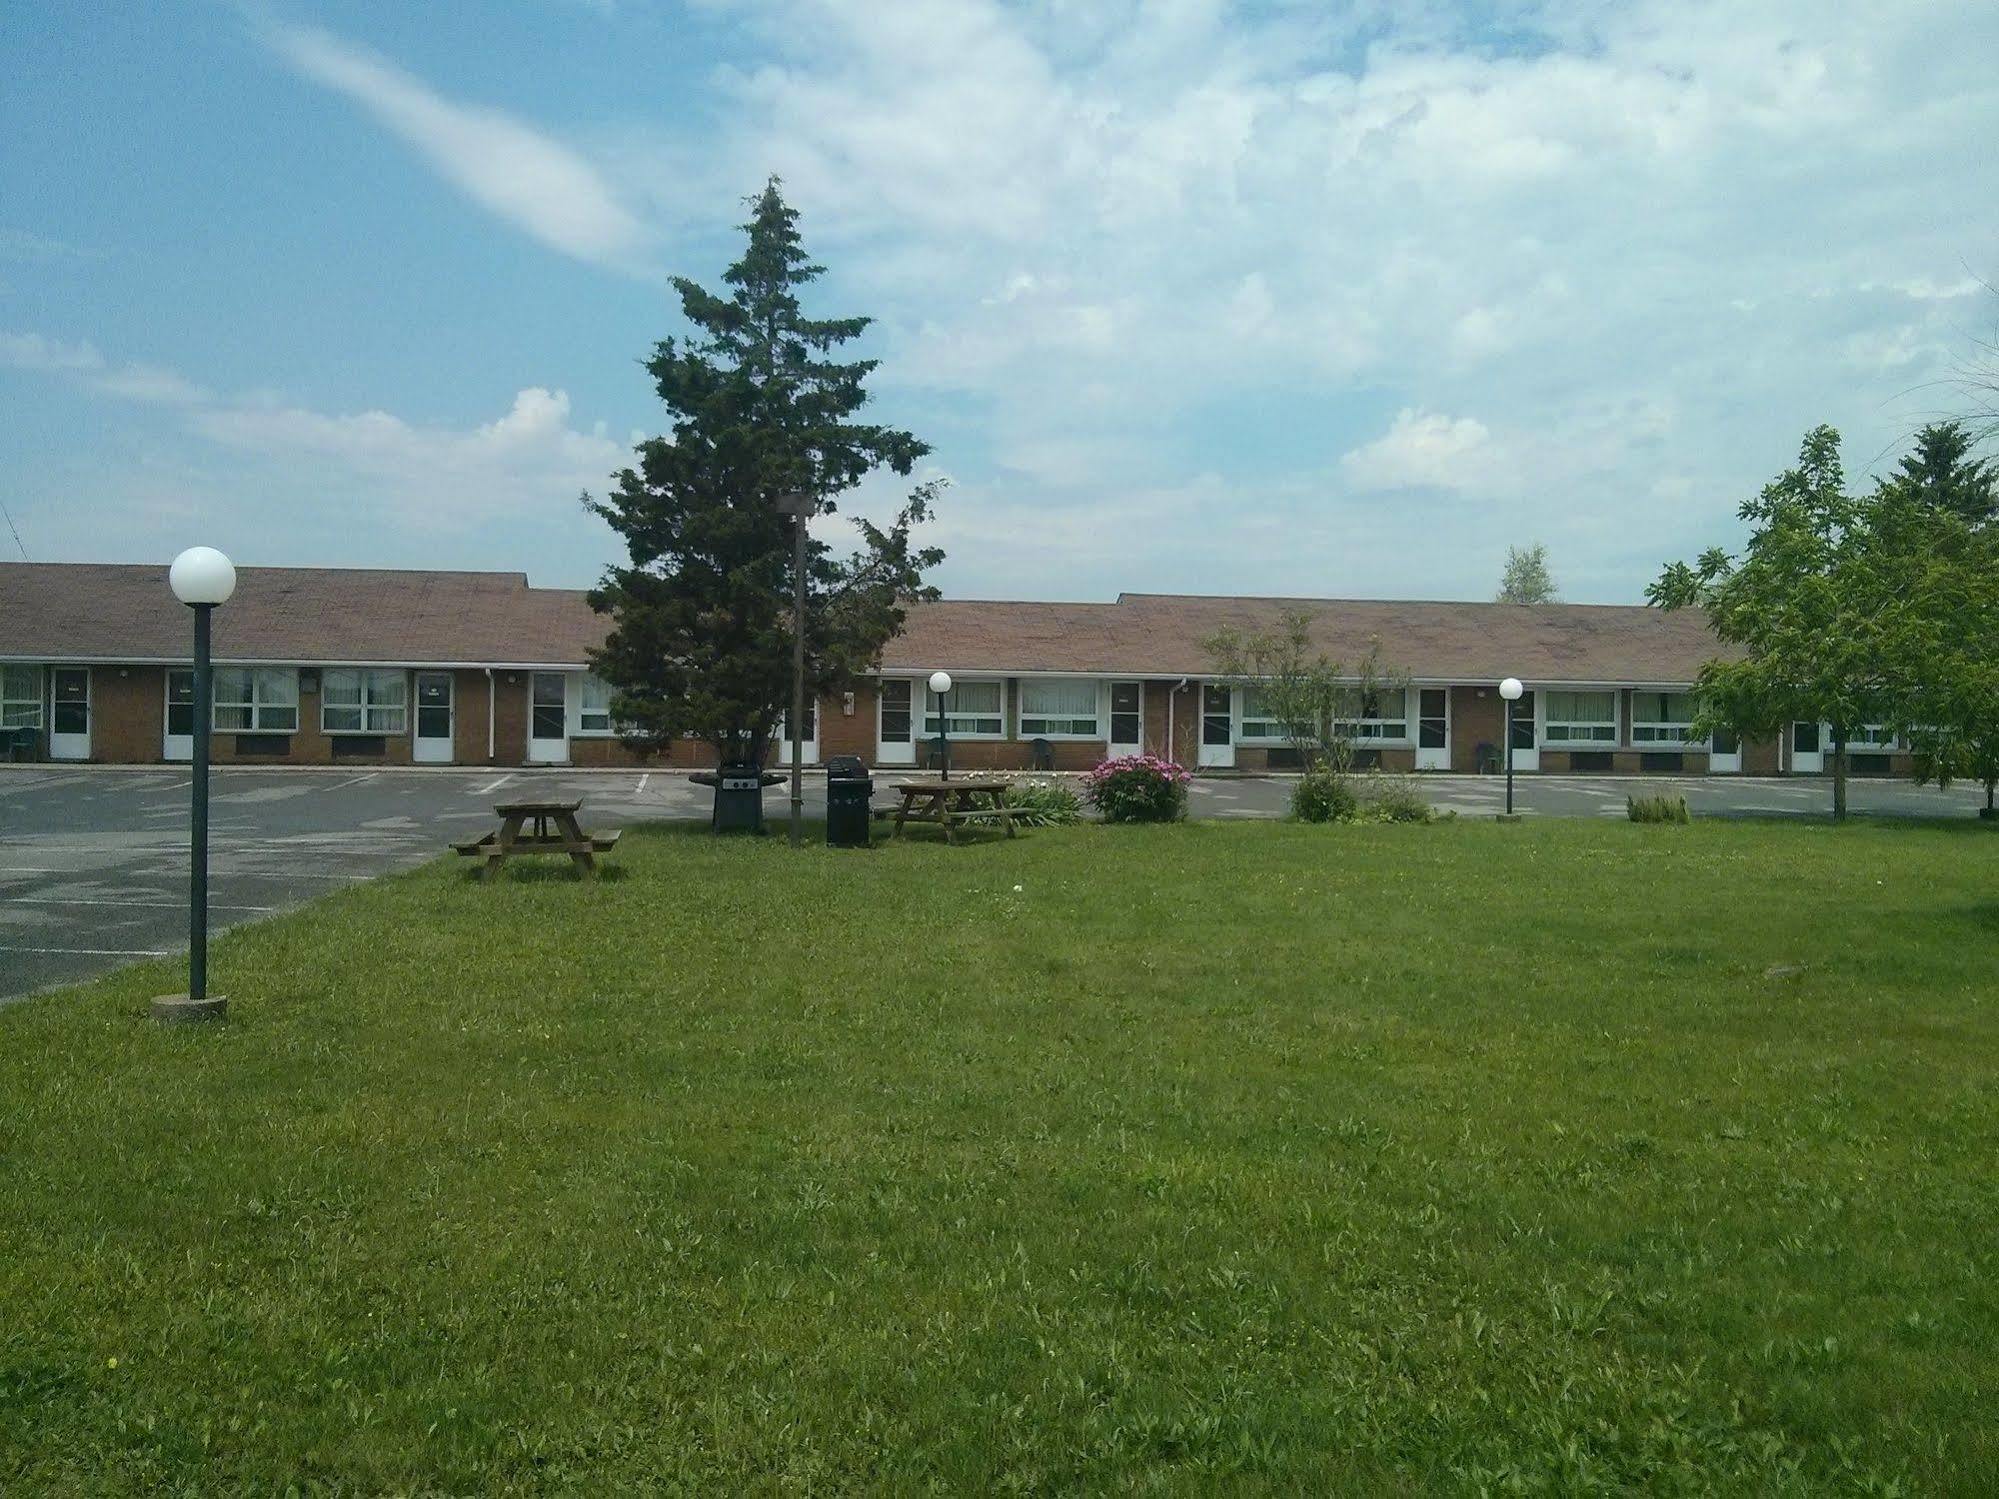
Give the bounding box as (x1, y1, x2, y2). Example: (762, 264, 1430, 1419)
(1340, 409, 1493, 492)
(1, 331, 210, 404)
(264, 24, 648, 270)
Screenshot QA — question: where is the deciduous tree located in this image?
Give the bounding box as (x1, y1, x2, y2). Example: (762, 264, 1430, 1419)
(1496, 543, 1557, 604)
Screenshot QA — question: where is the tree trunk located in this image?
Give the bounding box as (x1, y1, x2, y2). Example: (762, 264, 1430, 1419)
(1831, 725, 1848, 822)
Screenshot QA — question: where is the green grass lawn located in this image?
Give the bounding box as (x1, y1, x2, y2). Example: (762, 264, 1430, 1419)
(3, 819, 1995, 1492)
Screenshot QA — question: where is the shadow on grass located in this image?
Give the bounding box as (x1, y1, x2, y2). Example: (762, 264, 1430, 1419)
(458, 862, 633, 885)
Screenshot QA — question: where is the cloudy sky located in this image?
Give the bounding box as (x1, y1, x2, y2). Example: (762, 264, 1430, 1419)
(2, 1, 1995, 603)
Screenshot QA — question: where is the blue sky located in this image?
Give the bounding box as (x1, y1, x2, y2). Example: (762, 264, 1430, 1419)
(3, 1, 1996, 603)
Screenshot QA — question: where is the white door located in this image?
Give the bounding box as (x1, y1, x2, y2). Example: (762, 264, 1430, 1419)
(1790, 721, 1823, 773)
(527, 672, 568, 763)
(163, 668, 194, 762)
(413, 671, 455, 764)
(1709, 729, 1742, 774)
(876, 679, 915, 765)
(1198, 684, 1235, 768)
(775, 700, 818, 765)
(1415, 687, 1450, 770)
(49, 667, 90, 760)
(1506, 688, 1539, 772)
(1108, 681, 1143, 758)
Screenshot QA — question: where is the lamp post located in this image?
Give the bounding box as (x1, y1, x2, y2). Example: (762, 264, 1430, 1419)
(1499, 676, 1523, 819)
(775, 490, 815, 848)
(928, 670, 953, 780)
(156, 546, 235, 1024)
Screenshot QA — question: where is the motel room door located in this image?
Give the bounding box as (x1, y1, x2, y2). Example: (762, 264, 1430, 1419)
(1108, 681, 1143, 758)
(413, 672, 455, 763)
(163, 669, 194, 761)
(1790, 721, 1823, 773)
(1709, 729, 1742, 774)
(1198, 684, 1234, 768)
(49, 667, 90, 760)
(1414, 688, 1449, 770)
(1507, 688, 1539, 772)
(527, 672, 569, 763)
(876, 679, 915, 765)
(775, 701, 818, 765)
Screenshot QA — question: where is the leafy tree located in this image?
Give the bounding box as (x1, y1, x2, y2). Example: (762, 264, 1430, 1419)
(1869, 423, 1999, 810)
(1496, 543, 1557, 604)
(1649, 425, 1890, 821)
(1204, 608, 1410, 779)
(587, 181, 943, 765)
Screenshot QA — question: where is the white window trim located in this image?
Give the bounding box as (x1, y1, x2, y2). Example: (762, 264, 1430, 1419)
(921, 677, 1006, 740)
(1542, 689, 1619, 748)
(1629, 691, 1703, 747)
(572, 672, 622, 737)
(1235, 684, 1412, 746)
(1, 664, 42, 729)
(213, 667, 300, 734)
(320, 667, 410, 736)
(1017, 679, 1103, 742)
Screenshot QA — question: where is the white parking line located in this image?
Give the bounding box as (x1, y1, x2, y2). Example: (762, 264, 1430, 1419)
(0, 945, 175, 957)
(318, 773, 380, 793)
(637, 773, 650, 795)
(1, 896, 279, 913)
(474, 773, 513, 795)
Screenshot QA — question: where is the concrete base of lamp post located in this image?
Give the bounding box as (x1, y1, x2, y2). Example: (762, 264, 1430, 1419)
(1494, 813, 1524, 823)
(1980, 806, 1998, 822)
(151, 992, 228, 1025)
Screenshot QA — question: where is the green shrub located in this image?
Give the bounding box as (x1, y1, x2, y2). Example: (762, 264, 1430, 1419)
(1083, 755, 1190, 823)
(1628, 794, 1691, 824)
(1292, 768, 1359, 823)
(1001, 776, 1083, 826)
(1362, 774, 1433, 824)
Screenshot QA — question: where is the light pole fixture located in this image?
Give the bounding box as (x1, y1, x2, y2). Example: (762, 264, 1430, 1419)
(928, 670, 953, 780)
(775, 490, 815, 848)
(156, 545, 236, 1024)
(1498, 676, 1523, 819)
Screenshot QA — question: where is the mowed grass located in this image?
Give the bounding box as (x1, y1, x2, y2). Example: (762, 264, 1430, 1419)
(2, 819, 1995, 1493)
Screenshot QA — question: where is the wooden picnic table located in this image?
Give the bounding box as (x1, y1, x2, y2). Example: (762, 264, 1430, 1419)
(889, 779, 1018, 844)
(452, 798, 621, 879)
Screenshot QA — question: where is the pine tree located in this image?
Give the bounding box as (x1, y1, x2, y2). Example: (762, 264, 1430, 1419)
(586, 180, 943, 764)
(1880, 421, 1996, 526)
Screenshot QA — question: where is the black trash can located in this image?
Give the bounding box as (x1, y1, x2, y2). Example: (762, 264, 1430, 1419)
(825, 754, 874, 848)
(705, 760, 775, 834)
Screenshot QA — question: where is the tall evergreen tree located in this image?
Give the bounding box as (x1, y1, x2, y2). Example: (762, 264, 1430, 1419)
(586, 181, 943, 764)
(1880, 421, 1996, 526)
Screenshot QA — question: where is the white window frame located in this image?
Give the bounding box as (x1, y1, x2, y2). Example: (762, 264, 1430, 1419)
(320, 668, 408, 735)
(1, 664, 42, 729)
(1333, 685, 1410, 745)
(1237, 686, 1306, 744)
(1543, 689, 1618, 747)
(1630, 690, 1700, 746)
(213, 667, 299, 733)
(1237, 684, 1410, 745)
(1848, 723, 1897, 751)
(921, 677, 1005, 739)
(1017, 678, 1102, 741)
(575, 673, 618, 736)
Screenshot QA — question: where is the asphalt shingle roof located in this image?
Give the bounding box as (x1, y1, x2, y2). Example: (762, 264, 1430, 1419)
(0, 564, 1729, 685)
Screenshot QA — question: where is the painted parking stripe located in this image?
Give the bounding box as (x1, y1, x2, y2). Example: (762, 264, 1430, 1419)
(1, 896, 280, 913)
(473, 773, 513, 795)
(0, 945, 177, 957)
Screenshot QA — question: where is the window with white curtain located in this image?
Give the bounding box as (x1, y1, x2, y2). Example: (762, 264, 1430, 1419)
(0, 665, 41, 728)
(213, 668, 299, 732)
(578, 675, 617, 734)
(1631, 691, 1698, 744)
(1017, 679, 1099, 737)
(1544, 690, 1617, 744)
(1333, 685, 1409, 742)
(321, 669, 407, 734)
(922, 679, 1003, 736)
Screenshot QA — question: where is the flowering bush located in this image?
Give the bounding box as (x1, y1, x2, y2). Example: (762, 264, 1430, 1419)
(1084, 754, 1190, 823)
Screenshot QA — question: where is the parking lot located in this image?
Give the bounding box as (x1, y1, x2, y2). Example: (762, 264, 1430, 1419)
(1, 764, 1986, 1003)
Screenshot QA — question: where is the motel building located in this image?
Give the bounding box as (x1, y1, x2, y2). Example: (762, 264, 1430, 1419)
(0, 562, 1915, 777)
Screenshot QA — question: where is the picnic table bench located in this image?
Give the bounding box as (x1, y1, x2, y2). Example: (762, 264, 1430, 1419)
(888, 779, 1019, 844)
(453, 799, 620, 879)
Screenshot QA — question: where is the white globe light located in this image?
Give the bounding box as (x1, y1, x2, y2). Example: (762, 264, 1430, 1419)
(1499, 677, 1523, 701)
(928, 670, 953, 695)
(169, 546, 236, 606)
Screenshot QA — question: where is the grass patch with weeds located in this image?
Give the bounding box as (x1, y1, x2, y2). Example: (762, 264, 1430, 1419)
(2, 819, 1995, 1490)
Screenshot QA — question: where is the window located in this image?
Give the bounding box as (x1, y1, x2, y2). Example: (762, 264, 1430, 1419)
(578, 675, 616, 734)
(1238, 687, 1301, 742)
(1018, 679, 1099, 738)
(531, 673, 566, 741)
(1631, 691, 1697, 744)
(321, 669, 407, 734)
(1334, 686, 1408, 742)
(1849, 724, 1896, 750)
(1, 665, 41, 728)
(1202, 684, 1232, 746)
(1544, 690, 1616, 744)
(213, 668, 298, 732)
(1509, 690, 1537, 750)
(1793, 721, 1820, 754)
(922, 679, 1003, 736)
(166, 669, 195, 737)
